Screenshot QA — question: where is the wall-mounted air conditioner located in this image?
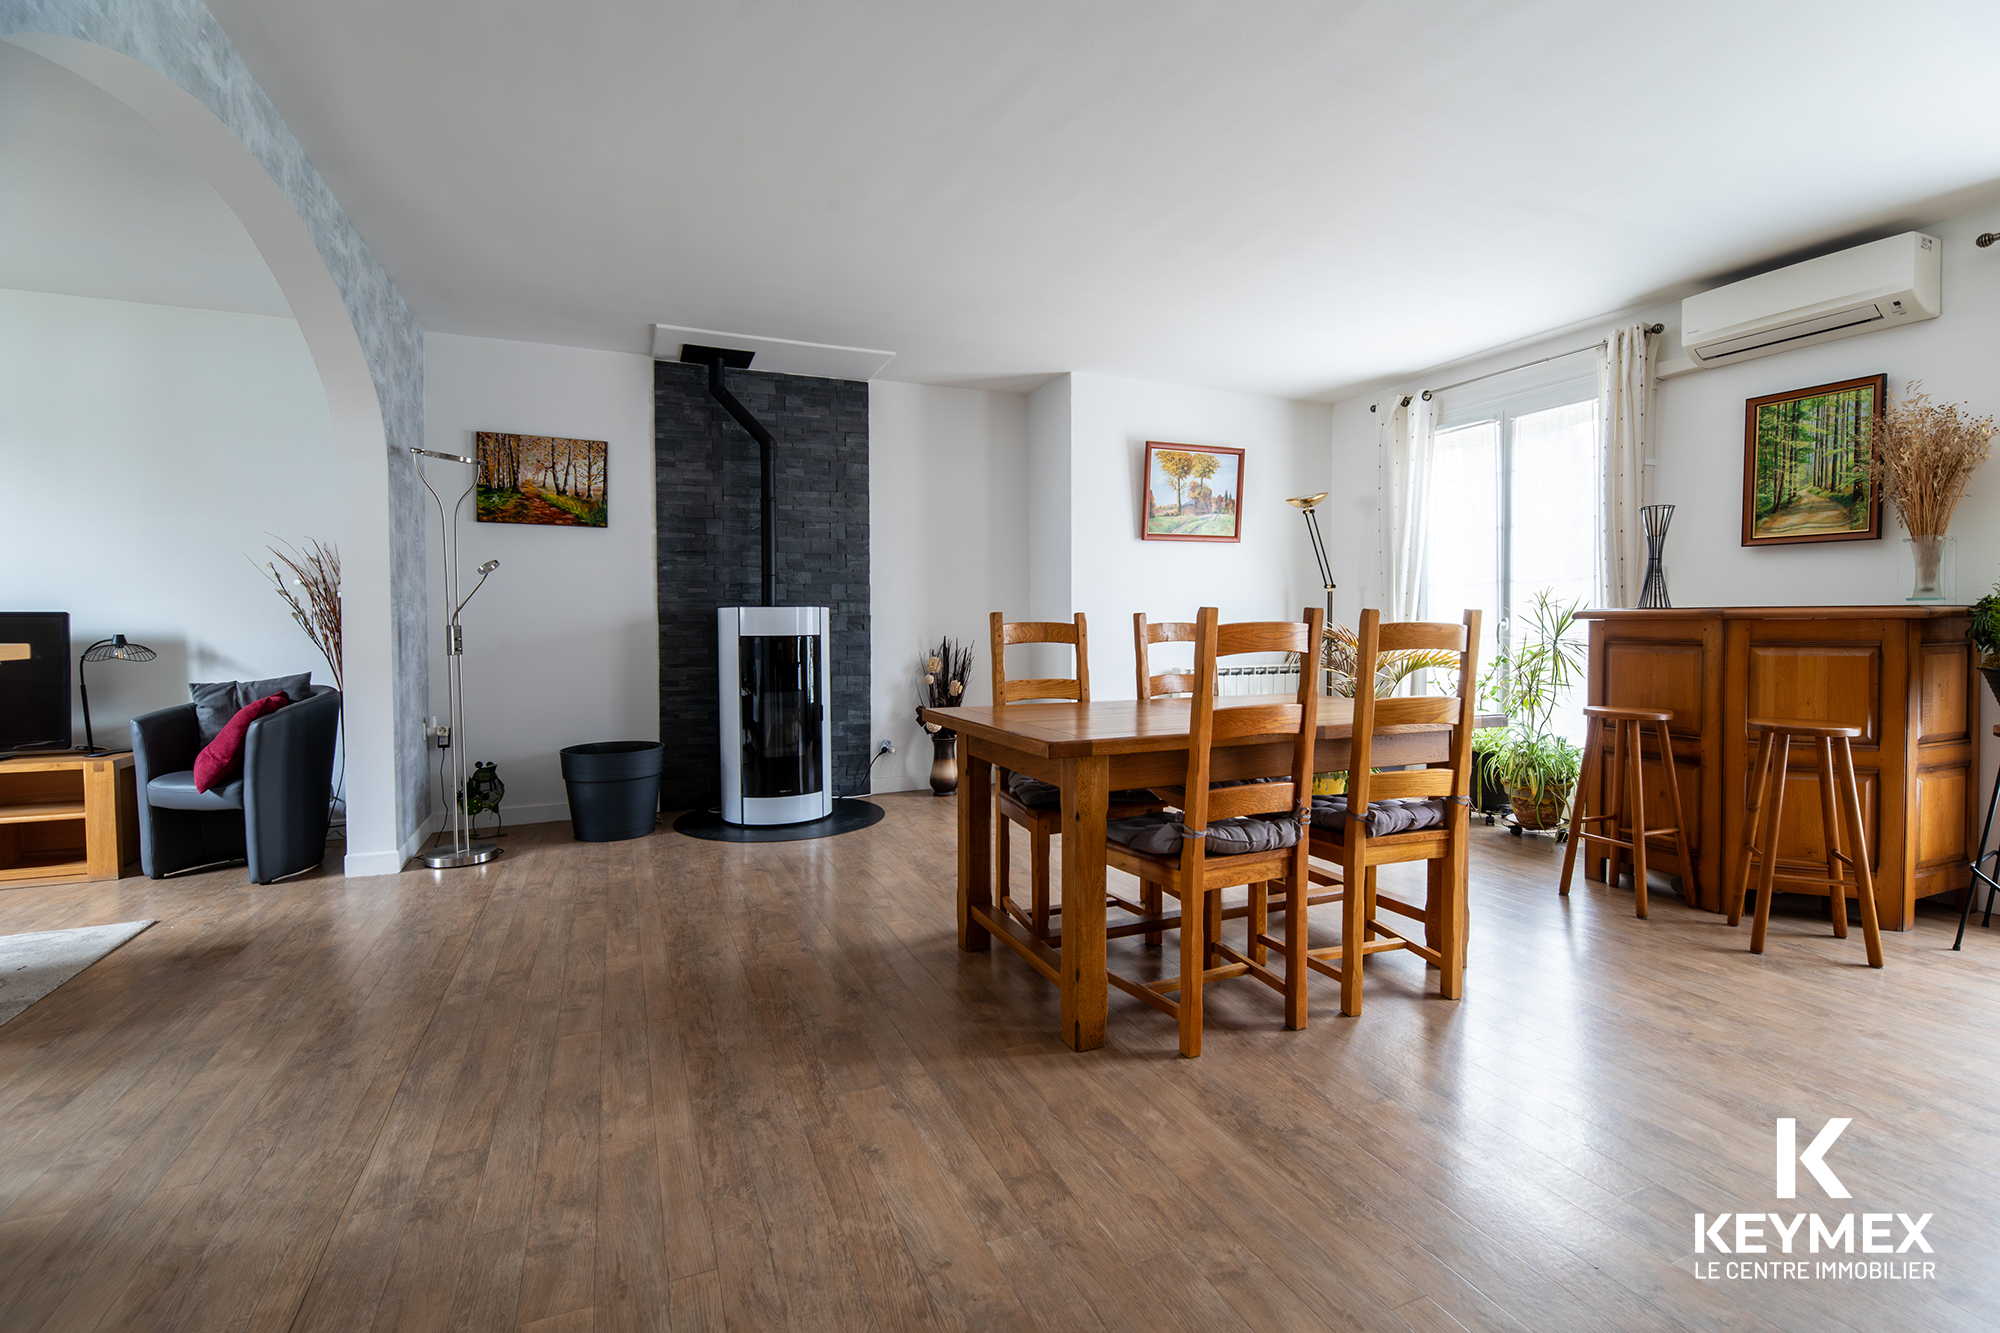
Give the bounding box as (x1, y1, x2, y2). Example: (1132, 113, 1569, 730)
(1680, 231, 1940, 370)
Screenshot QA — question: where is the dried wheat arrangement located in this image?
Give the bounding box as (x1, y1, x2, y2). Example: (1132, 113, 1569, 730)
(1872, 382, 1995, 536)
(258, 539, 343, 691)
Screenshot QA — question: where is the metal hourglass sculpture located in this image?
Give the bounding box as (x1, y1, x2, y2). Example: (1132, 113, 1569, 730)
(412, 446, 503, 869)
(1637, 504, 1675, 609)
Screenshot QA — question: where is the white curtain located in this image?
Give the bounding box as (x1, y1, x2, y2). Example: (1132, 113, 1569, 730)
(1376, 393, 1436, 622)
(1599, 325, 1658, 607)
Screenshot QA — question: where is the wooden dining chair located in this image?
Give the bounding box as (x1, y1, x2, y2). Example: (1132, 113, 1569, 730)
(1102, 606, 1324, 1057)
(1289, 608, 1481, 1019)
(990, 612, 1164, 941)
(1134, 613, 1199, 699)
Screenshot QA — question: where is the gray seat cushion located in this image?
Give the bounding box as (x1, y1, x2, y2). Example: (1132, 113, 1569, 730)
(1105, 810, 1302, 857)
(1311, 795, 1446, 837)
(147, 769, 246, 812)
(1006, 772, 1159, 811)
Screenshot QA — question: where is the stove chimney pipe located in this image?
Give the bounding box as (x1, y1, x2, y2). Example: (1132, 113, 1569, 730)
(681, 344, 775, 607)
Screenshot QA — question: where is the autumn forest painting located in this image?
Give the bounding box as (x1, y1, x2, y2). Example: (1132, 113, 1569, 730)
(1142, 441, 1243, 542)
(476, 432, 608, 528)
(1741, 375, 1882, 546)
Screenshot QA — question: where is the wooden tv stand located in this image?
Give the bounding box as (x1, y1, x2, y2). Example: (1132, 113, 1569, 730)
(0, 752, 140, 886)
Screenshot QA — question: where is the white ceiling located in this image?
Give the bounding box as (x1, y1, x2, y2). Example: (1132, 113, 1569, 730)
(204, 0, 2000, 400)
(0, 42, 292, 319)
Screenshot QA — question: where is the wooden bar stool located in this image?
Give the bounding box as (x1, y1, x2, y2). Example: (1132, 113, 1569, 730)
(1727, 719, 1883, 968)
(1559, 704, 1697, 918)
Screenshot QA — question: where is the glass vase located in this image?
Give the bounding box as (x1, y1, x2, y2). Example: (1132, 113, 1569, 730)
(1903, 535, 1954, 602)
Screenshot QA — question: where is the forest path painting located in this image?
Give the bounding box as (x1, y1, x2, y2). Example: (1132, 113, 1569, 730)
(1742, 376, 1881, 546)
(476, 432, 608, 527)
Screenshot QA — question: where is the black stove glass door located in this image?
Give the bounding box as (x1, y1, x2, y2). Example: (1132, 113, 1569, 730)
(738, 634, 824, 798)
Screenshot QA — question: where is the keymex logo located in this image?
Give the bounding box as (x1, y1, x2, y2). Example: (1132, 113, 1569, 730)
(1690, 1118, 1937, 1283)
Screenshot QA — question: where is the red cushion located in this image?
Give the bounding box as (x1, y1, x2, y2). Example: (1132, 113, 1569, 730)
(192, 693, 289, 792)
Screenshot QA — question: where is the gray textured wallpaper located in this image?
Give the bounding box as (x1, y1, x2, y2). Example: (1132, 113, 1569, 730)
(2, 0, 431, 849)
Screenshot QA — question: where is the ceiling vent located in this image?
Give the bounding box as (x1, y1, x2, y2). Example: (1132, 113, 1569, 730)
(1681, 232, 1940, 370)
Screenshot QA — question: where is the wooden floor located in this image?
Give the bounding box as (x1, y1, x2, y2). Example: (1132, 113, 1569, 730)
(1, 794, 1997, 1332)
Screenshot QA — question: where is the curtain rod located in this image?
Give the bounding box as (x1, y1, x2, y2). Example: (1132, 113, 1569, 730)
(1393, 322, 1664, 405)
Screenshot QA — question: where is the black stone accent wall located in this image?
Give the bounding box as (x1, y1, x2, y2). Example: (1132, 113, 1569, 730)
(655, 361, 870, 810)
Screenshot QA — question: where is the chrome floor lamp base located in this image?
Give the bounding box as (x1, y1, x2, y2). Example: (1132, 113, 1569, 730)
(421, 841, 502, 869)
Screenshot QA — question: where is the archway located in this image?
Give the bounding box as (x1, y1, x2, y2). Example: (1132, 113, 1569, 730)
(1, 29, 418, 873)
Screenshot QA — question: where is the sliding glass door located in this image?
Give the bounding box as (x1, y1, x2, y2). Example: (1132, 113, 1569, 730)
(1424, 373, 1601, 740)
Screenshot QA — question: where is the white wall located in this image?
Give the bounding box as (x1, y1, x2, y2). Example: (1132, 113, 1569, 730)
(868, 379, 1029, 792)
(1058, 372, 1332, 698)
(0, 288, 337, 742)
(421, 332, 657, 826)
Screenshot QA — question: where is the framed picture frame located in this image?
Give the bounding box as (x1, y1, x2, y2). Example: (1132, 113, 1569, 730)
(1741, 374, 1884, 547)
(1141, 441, 1244, 542)
(475, 432, 609, 528)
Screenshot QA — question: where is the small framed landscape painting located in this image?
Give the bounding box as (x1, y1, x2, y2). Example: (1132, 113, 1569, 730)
(1141, 441, 1244, 542)
(1741, 375, 1883, 546)
(476, 432, 608, 528)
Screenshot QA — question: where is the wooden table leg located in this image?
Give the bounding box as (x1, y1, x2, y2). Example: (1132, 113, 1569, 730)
(1059, 755, 1109, 1051)
(958, 742, 992, 952)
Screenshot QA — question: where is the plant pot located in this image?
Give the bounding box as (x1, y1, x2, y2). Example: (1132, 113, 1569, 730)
(1508, 786, 1566, 831)
(1982, 665, 2000, 709)
(560, 741, 663, 842)
(1472, 751, 1509, 813)
(929, 732, 958, 796)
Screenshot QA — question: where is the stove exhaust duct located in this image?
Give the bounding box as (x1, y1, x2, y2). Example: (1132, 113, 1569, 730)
(681, 343, 777, 608)
(680, 343, 834, 825)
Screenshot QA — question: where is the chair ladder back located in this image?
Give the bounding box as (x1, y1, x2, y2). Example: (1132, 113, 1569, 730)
(1181, 606, 1324, 838)
(1344, 608, 1482, 812)
(1134, 613, 1199, 699)
(990, 611, 1091, 705)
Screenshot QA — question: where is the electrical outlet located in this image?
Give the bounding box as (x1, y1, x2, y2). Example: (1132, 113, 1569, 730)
(878, 740, 895, 756)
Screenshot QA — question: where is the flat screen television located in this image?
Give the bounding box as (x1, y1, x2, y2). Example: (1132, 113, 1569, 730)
(0, 612, 73, 753)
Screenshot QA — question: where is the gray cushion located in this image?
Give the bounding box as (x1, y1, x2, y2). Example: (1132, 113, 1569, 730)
(1311, 795, 1446, 837)
(1006, 772, 1159, 811)
(1105, 810, 1302, 857)
(146, 769, 245, 811)
(190, 674, 312, 744)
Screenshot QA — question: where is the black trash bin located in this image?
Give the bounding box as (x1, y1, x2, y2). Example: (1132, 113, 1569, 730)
(560, 741, 664, 842)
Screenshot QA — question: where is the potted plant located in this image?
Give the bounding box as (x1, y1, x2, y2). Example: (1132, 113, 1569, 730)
(1971, 582, 2000, 705)
(913, 637, 975, 796)
(1480, 590, 1585, 831)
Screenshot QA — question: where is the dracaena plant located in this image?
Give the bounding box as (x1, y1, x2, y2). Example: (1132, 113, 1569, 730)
(1480, 590, 1585, 806)
(1970, 583, 2000, 670)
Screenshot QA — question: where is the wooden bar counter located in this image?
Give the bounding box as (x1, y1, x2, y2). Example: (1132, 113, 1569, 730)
(1577, 606, 1978, 930)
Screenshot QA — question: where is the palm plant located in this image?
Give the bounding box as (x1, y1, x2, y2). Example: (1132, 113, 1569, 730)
(1317, 621, 1460, 698)
(1482, 590, 1586, 824)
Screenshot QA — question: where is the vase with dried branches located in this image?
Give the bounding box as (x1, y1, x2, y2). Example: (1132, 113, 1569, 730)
(1870, 383, 1994, 599)
(256, 538, 343, 819)
(257, 538, 342, 690)
(913, 637, 975, 795)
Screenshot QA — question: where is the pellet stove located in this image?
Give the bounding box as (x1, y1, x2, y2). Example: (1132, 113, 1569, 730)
(716, 606, 833, 825)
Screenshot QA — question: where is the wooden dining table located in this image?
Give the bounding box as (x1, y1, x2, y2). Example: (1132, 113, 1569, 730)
(922, 695, 1483, 1050)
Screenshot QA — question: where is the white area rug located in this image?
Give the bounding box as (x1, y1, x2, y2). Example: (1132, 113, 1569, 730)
(0, 920, 156, 1028)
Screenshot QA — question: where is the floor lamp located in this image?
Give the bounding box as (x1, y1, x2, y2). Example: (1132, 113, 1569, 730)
(412, 446, 503, 869)
(1287, 493, 1337, 693)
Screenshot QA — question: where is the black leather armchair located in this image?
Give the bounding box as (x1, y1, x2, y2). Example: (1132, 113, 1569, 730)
(131, 686, 341, 883)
